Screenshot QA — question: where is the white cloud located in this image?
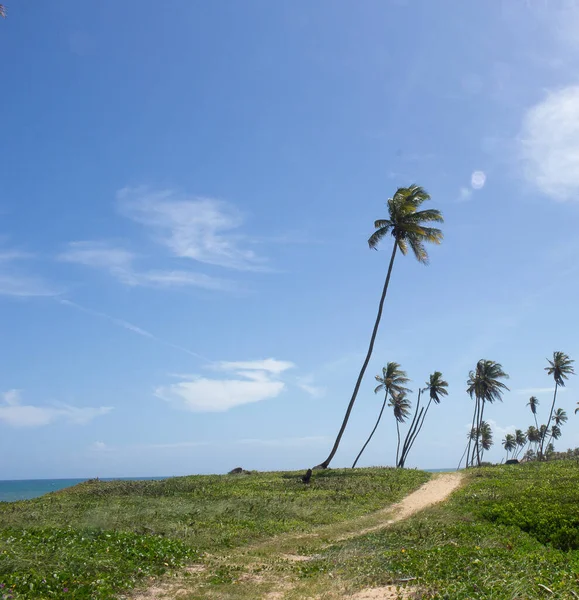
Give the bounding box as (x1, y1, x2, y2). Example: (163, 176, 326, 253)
(471, 171, 486, 189)
(117, 187, 267, 271)
(515, 387, 565, 395)
(59, 241, 234, 291)
(156, 358, 293, 412)
(0, 390, 112, 428)
(212, 358, 295, 375)
(520, 86, 579, 200)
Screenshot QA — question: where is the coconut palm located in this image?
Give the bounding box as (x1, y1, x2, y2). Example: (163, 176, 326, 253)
(525, 425, 540, 456)
(466, 360, 509, 467)
(398, 371, 449, 468)
(480, 421, 493, 461)
(550, 424, 562, 441)
(316, 185, 443, 469)
(513, 429, 527, 459)
(502, 434, 516, 460)
(527, 396, 540, 429)
(553, 408, 568, 426)
(541, 352, 575, 457)
(351, 363, 411, 468)
(390, 392, 412, 465)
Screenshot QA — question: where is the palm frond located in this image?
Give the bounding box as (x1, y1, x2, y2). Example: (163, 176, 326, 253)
(545, 351, 575, 387)
(368, 227, 391, 249)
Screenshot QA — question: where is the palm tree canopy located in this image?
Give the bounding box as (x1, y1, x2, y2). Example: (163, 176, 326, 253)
(368, 185, 443, 264)
(480, 421, 493, 450)
(425, 371, 449, 404)
(553, 408, 568, 426)
(545, 351, 575, 387)
(514, 429, 527, 446)
(502, 434, 516, 453)
(527, 396, 539, 414)
(527, 425, 540, 442)
(388, 392, 412, 423)
(550, 424, 562, 440)
(467, 360, 510, 403)
(374, 362, 411, 398)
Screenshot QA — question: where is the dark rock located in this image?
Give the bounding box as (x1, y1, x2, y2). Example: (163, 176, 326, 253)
(228, 467, 244, 474)
(505, 459, 519, 465)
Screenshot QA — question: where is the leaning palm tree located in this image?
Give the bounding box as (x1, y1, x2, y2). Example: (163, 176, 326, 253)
(398, 371, 448, 467)
(316, 185, 443, 469)
(390, 392, 412, 465)
(527, 396, 540, 429)
(526, 425, 541, 457)
(466, 360, 509, 467)
(540, 352, 574, 457)
(480, 421, 493, 462)
(513, 429, 527, 459)
(351, 363, 411, 468)
(502, 434, 516, 460)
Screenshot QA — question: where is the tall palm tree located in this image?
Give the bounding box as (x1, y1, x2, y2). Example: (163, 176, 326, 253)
(351, 363, 411, 468)
(526, 425, 540, 457)
(527, 396, 540, 429)
(480, 421, 493, 462)
(398, 371, 448, 467)
(466, 360, 509, 467)
(541, 352, 574, 457)
(513, 429, 527, 459)
(502, 434, 516, 460)
(316, 185, 443, 469)
(390, 392, 412, 465)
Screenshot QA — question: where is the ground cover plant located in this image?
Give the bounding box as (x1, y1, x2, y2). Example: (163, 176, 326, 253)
(0, 468, 429, 599)
(297, 461, 579, 599)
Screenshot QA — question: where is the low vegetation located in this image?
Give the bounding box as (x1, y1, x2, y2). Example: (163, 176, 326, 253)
(295, 461, 579, 599)
(0, 468, 429, 599)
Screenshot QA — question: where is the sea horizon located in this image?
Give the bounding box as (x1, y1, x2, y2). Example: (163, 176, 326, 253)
(0, 468, 456, 503)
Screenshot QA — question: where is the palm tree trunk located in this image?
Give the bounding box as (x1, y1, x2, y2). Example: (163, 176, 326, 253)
(541, 383, 558, 459)
(468, 397, 481, 468)
(457, 440, 469, 470)
(398, 390, 422, 468)
(395, 419, 401, 466)
(315, 243, 398, 470)
(398, 407, 424, 468)
(351, 397, 388, 468)
(466, 397, 478, 468)
(475, 400, 485, 467)
(401, 397, 432, 467)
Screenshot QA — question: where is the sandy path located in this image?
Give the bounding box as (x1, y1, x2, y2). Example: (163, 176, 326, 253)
(132, 472, 463, 600)
(338, 472, 463, 541)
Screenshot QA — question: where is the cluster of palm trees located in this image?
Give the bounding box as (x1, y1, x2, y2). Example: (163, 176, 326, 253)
(311, 184, 575, 473)
(499, 352, 575, 462)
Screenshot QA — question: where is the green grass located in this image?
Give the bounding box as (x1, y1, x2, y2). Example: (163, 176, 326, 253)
(301, 461, 579, 599)
(0, 468, 429, 599)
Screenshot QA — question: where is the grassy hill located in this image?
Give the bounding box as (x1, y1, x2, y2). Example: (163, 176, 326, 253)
(1, 462, 579, 599)
(0, 468, 428, 599)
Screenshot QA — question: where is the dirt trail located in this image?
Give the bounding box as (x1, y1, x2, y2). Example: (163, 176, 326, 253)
(132, 472, 463, 600)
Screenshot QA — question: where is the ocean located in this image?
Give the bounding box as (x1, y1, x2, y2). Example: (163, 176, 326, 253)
(0, 469, 455, 503)
(0, 477, 167, 502)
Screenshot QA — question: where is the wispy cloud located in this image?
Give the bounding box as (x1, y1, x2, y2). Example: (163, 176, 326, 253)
(0, 390, 112, 428)
(156, 358, 294, 412)
(59, 241, 235, 292)
(520, 86, 579, 200)
(0, 247, 59, 297)
(89, 436, 330, 453)
(515, 387, 565, 395)
(57, 298, 210, 362)
(117, 187, 267, 271)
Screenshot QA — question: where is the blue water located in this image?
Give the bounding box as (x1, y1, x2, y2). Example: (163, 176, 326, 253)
(0, 477, 167, 502)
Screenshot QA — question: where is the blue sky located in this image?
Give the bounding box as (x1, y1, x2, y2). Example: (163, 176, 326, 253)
(1, 1, 579, 479)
